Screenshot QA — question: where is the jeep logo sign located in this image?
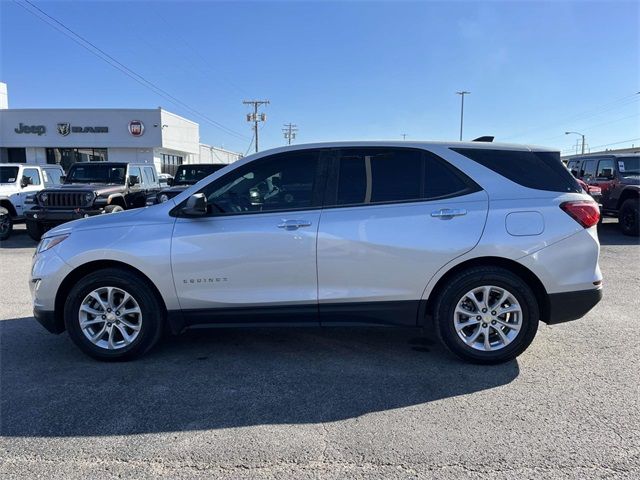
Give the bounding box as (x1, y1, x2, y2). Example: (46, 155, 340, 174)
(128, 120, 145, 137)
(15, 123, 46, 136)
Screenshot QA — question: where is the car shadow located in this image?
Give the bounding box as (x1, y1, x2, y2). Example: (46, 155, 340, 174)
(0, 225, 37, 250)
(597, 221, 640, 246)
(0, 317, 519, 437)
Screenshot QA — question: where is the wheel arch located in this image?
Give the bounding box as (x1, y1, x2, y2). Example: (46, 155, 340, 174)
(53, 260, 168, 332)
(420, 256, 550, 326)
(0, 199, 17, 217)
(106, 194, 126, 208)
(616, 188, 639, 210)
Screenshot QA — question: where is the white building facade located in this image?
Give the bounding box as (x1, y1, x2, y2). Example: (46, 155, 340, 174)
(0, 105, 241, 174)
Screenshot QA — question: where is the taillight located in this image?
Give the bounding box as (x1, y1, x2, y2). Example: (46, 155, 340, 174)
(560, 200, 600, 228)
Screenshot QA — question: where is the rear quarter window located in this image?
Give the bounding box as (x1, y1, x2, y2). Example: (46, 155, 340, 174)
(451, 148, 581, 193)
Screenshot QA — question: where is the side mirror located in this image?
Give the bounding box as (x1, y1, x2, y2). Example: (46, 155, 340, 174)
(167, 178, 174, 186)
(128, 175, 140, 186)
(20, 176, 32, 188)
(181, 193, 207, 217)
(60, 175, 67, 183)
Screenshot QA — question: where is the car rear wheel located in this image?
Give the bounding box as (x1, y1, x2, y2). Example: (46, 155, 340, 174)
(433, 266, 539, 364)
(619, 198, 639, 236)
(0, 208, 12, 241)
(25, 219, 44, 241)
(64, 268, 164, 361)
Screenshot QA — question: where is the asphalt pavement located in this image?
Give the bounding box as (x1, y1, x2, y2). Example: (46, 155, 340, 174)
(1, 220, 638, 479)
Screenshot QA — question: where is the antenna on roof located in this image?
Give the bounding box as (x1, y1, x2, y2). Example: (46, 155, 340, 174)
(472, 136, 494, 142)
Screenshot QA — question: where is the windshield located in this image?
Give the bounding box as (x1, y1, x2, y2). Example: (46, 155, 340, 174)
(173, 164, 225, 185)
(66, 164, 127, 184)
(617, 156, 640, 176)
(0, 167, 19, 184)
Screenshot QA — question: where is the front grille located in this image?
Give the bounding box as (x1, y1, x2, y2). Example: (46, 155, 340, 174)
(45, 191, 90, 208)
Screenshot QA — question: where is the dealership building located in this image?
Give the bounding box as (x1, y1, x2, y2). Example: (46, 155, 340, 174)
(0, 85, 241, 174)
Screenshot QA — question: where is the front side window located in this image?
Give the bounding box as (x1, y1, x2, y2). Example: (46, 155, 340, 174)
(596, 159, 615, 178)
(128, 167, 142, 185)
(335, 148, 477, 206)
(22, 168, 41, 186)
(201, 151, 319, 215)
(174, 164, 225, 186)
(582, 160, 597, 179)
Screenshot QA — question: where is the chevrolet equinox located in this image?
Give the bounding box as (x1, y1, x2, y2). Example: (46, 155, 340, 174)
(30, 142, 603, 363)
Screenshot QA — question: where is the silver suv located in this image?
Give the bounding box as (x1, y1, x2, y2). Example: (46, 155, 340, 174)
(30, 142, 603, 363)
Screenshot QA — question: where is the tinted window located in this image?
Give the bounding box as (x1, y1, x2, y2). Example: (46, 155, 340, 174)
(201, 151, 318, 215)
(67, 164, 126, 184)
(0, 166, 20, 183)
(174, 164, 225, 186)
(582, 160, 597, 179)
(336, 148, 477, 206)
(23, 168, 41, 186)
(596, 159, 615, 178)
(451, 148, 581, 193)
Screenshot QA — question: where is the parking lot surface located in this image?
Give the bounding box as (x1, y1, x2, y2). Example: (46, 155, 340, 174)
(1, 221, 639, 479)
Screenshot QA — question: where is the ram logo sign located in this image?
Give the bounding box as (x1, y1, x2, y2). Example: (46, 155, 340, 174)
(57, 123, 71, 136)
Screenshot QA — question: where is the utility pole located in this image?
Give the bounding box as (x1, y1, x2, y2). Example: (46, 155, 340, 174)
(243, 100, 270, 152)
(401, 133, 407, 141)
(456, 91, 470, 141)
(283, 123, 298, 145)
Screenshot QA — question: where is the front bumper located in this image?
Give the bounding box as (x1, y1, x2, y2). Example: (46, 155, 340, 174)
(544, 287, 603, 324)
(25, 207, 105, 225)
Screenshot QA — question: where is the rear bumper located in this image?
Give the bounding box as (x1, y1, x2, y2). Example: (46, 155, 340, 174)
(544, 287, 603, 324)
(34, 307, 64, 334)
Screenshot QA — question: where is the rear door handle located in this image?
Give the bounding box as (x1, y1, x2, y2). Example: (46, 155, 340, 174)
(430, 208, 467, 218)
(277, 219, 312, 230)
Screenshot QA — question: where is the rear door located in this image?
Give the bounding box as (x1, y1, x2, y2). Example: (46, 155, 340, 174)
(317, 147, 488, 326)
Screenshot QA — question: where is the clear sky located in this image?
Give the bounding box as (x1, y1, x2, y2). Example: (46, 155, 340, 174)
(1, 0, 638, 155)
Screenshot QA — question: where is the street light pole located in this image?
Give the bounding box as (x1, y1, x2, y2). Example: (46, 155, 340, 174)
(565, 131, 586, 154)
(456, 91, 470, 141)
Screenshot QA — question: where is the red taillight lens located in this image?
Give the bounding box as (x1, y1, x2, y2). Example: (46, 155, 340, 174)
(560, 200, 600, 228)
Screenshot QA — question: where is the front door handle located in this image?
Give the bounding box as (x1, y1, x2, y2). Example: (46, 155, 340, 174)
(431, 208, 467, 218)
(277, 219, 312, 230)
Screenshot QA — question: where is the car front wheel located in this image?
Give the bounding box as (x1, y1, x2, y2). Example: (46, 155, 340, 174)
(25, 219, 44, 241)
(433, 267, 539, 364)
(64, 268, 164, 361)
(0, 208, 13, 241)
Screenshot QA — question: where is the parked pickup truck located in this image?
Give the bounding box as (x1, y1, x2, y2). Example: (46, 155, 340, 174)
(25, 162, 160, 241)
(0, 163, 65, 241)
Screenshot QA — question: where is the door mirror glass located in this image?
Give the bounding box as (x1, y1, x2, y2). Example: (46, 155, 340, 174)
(181, 193, 207, 217)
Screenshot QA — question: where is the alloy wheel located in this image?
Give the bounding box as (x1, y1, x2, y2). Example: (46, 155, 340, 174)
(453, 285, 522, 351)
(79, 286, 142, 350)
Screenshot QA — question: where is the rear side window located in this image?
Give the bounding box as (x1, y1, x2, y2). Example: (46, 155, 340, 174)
(44, 168, 64, 185)
(143, 167, 157, 186)
(334, 148, 479, 206)
(451, 148, 581, 193)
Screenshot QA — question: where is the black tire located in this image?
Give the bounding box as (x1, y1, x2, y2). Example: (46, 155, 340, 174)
(64, 268, 164, 361)
(619, 198, 640, 237)
(104, 205, 124, 213)
(25, 219, 44, 241)
(433, 266, 539, 364)
(0, 208, 12, 241)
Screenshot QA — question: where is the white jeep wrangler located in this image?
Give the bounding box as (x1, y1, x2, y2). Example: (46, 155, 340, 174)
(0, 164, 65, 241)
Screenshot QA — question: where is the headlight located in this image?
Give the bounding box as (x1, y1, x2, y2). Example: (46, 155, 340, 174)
(39, 192, 48, 204)
(84, 192, 94, 204)
(159, 194, 169, 203)
(37, 234, 70, 253)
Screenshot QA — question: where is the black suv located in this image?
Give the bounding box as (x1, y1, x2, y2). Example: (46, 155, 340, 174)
(150, 163, 227, 204)
(25, 162, 160, 240)
(566, 153, 640, 236)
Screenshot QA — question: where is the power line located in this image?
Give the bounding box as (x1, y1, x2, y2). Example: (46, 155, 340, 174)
(588, 137, 640, 151)
(13, 0, 249, 141)
(282, 123, 298, 145)
(243, 100, 269, 153)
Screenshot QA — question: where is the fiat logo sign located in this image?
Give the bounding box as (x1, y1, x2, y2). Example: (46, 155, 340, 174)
(128, 120, 145, 137)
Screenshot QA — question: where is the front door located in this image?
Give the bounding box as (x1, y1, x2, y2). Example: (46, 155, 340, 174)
(317, 147, 489, 326)
(171, 149, 324, 325)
